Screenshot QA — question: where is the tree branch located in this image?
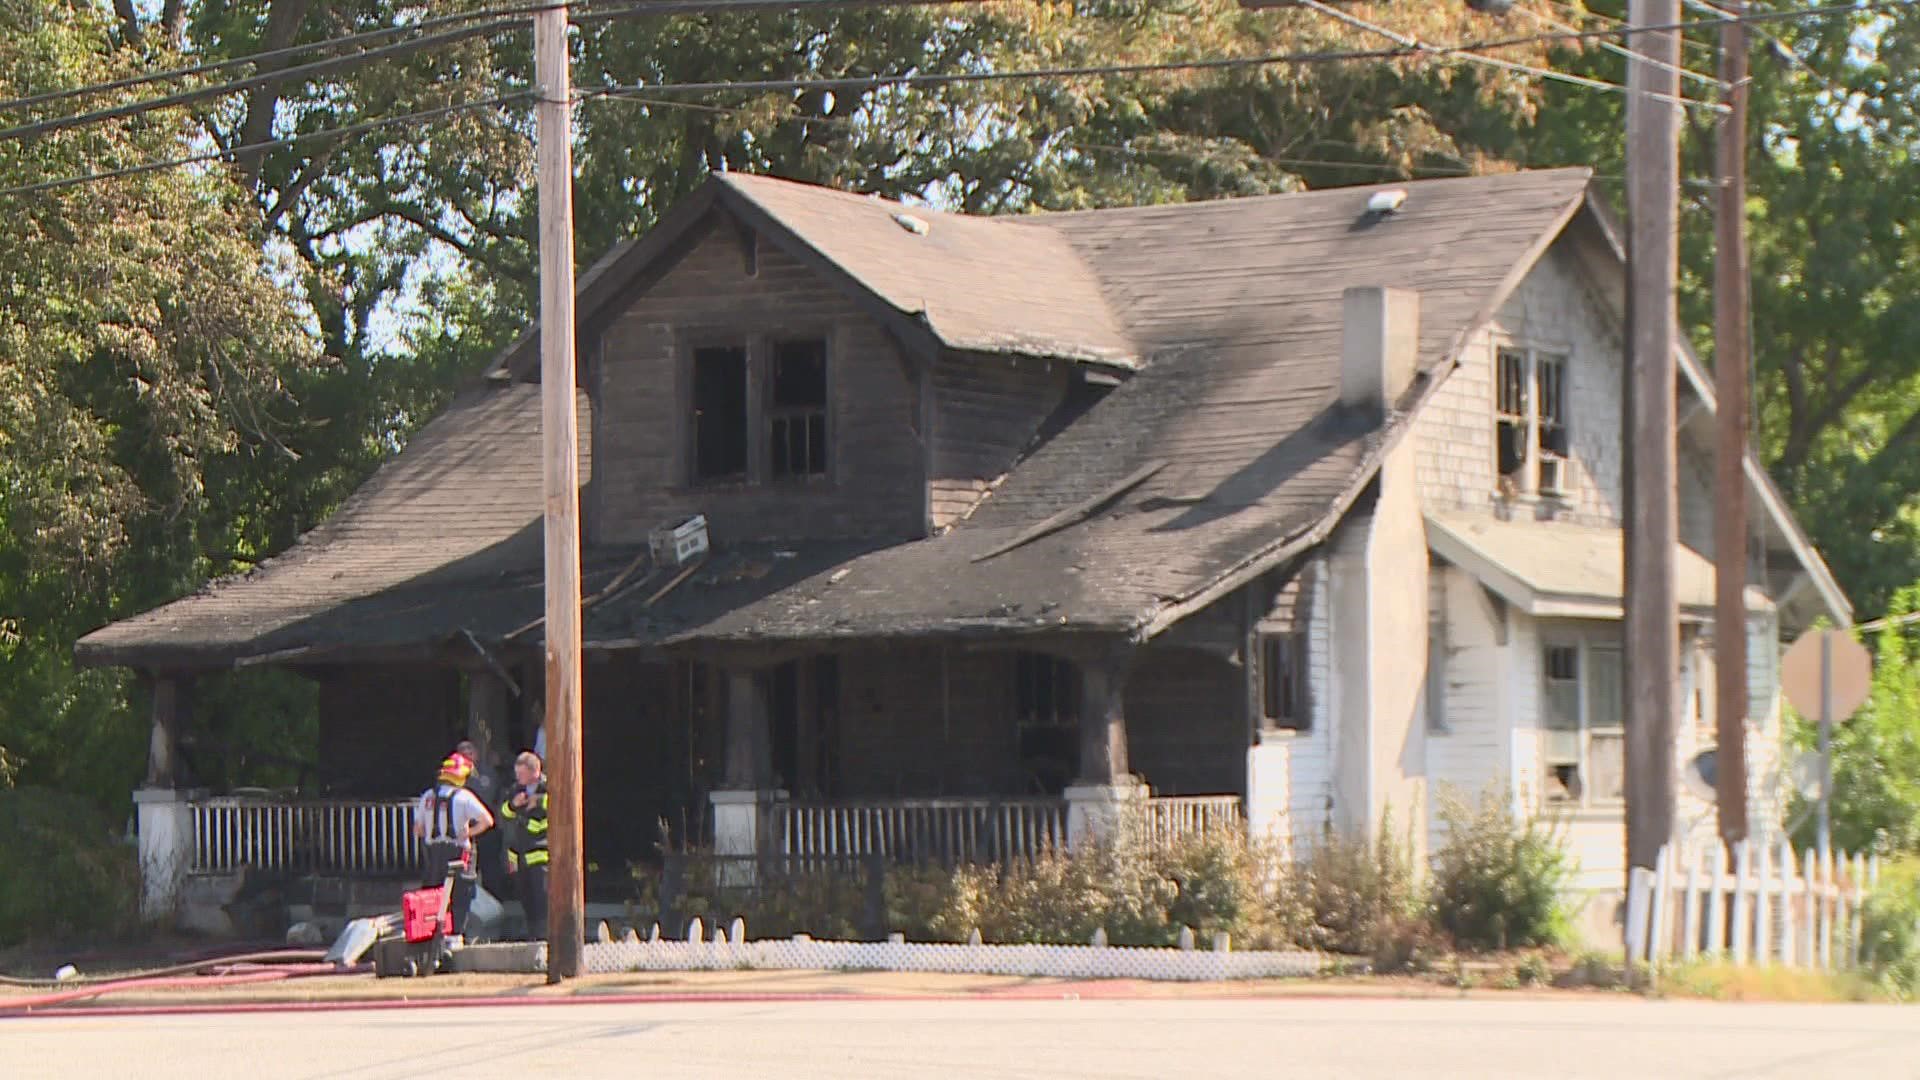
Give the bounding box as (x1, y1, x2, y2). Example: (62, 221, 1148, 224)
(235, 0, 317, 189)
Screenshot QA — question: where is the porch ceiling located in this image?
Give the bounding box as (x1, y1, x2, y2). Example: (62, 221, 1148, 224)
(1427, 511, 1772, 621)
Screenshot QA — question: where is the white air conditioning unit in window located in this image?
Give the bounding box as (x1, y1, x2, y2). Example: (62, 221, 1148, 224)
(1537, 455, 1567, 497)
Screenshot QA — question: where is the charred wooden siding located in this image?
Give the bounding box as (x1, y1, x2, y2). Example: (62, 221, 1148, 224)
(593, 214, 926, 544)
(830, 644, 1022, 798)
(927, 354, 1071, 529)
(316, 665, 463, 798)
(1125, 645, 1246, 796)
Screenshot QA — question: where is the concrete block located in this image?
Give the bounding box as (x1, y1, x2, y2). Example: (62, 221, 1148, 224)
(444, 942, 546, 974)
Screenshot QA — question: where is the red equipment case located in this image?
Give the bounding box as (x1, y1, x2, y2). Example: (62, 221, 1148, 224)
(401, 885, 454, 944)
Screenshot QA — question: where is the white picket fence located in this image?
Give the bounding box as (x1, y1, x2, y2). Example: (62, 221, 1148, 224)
(1630, 839, 1882, 970)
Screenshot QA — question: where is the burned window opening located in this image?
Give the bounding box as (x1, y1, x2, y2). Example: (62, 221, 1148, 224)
(1015, 651, 1077, 795)
(1260, 632, 1308, 731)
(770, 339, 829, 479)
(692, 345, 749, 483)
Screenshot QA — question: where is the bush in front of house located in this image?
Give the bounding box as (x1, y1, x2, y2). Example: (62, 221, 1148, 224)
(885, 828, 1289, 949)
(1860, 858, 1920, 999)
(1281, 814, 1429, 966)
(1427, 787, 1571, 952)
(0, 787, 139, 948)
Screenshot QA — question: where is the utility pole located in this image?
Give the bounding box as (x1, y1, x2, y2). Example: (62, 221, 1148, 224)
(1623, 0, 1682, 891)
(1713, 0, 1752, 852)
(534, 2, 586, 982)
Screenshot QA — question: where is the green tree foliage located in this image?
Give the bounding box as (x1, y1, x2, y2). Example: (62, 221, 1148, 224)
(1788, 593, 1920, 856)
(0, 0, 319, 807)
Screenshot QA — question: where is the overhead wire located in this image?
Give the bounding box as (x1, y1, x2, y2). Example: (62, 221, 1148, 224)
(1519, 3, 1728, 89)
(1294, 0, 1726, 110)
(0, 0, 1905, 197)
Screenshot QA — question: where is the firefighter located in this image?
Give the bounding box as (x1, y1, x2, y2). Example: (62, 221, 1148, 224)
(412, 752, 494, 939)
(499, 750, 550, 941)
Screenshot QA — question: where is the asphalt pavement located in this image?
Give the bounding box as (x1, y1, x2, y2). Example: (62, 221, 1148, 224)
(9, 996, 1918, 1079)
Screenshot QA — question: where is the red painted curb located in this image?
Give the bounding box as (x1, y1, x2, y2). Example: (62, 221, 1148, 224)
(0, 981, 1299, 1021)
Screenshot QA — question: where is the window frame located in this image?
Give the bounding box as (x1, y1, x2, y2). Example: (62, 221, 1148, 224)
(677, 329, 836, 489)
(1539, 633, 1626, 808)
(1258, 631, 1310, 732)
(1493, 344, 1573, 499)
(766, 337, 831, 482)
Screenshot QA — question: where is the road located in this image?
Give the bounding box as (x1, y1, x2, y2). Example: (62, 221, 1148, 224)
(8, 996, 1917, 1078)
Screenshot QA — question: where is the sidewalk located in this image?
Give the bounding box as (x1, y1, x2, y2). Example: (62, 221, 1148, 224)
(0, 966, 1596, 1012)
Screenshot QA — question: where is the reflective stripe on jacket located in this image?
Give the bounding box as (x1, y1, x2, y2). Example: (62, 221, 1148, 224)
(500, 782, 550, 869)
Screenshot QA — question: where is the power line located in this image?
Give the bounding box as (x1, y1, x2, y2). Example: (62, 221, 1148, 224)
(1521, 4, 1727, 89)
(1296, 0, 1727, 110)
(0, 0, 1901, 195)
(2, 0, 1901, 147)
(0, 2, 561, 117)
(0, 91, 533, 199)
(0, 0, 991, 119)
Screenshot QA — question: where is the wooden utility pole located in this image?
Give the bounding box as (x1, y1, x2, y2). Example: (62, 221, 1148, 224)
(1713, 0, 1752, 851)
(1623, 0, 1682, 889)
(534, 2, 585, 982)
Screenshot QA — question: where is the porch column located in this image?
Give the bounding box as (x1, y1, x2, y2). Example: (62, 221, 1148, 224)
(1065, 647, 1145, 847)
(711, 667, 782, 866)
(136, 674, 201, 923)
(467, 670, 512, 766)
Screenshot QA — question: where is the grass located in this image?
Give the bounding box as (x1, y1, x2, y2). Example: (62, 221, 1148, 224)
(1655, 961, 1890, 1003)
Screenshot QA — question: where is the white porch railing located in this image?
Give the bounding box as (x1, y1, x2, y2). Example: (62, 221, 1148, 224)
(1139, 795, 1245, 843)
(776, 794, 1246, 864)
(190, 796, 422, 877)
(777, 798, 1069, 865)
(1631, 839, 1884, 970)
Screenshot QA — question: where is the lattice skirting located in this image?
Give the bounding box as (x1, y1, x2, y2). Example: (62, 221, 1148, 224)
(582, 935, 1327, 981)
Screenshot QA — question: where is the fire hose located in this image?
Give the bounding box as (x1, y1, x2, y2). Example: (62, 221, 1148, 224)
(0, 950, 364, 1014)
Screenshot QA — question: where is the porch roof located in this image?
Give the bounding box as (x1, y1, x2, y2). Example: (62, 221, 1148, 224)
(1426, 511, 1772, 621)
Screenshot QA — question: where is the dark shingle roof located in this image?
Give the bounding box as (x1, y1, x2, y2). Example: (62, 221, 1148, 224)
(75, 385, 591, 667)
(633, 169, 1595, 642)
(80, 168, 1599, 665)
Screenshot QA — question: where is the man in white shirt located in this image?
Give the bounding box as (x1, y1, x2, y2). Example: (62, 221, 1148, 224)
(412, 752, 495, 938)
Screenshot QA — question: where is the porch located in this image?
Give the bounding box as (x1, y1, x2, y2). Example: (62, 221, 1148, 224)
(152, 789, 1245, 887)
(130, 629, 1263, 926)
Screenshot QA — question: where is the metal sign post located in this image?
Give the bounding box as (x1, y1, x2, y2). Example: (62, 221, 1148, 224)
(1778, 628, 1872, 859)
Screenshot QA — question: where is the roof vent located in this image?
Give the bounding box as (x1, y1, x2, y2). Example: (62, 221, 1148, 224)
(1366, 189, 1408, 215)
(891, 212, 930, 236)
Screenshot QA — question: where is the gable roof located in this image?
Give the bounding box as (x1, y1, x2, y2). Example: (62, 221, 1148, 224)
(77, 165, 1847, 668)
(586, 169, 1601, 645)
(75, 385, 591, 668)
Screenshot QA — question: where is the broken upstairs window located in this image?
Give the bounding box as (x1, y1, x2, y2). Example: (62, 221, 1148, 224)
(769, 339, 829, 479)
(693, 345, 749, 482)
(1495, 346, 1572, 497)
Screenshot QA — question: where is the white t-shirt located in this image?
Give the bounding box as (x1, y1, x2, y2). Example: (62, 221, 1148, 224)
(415, 785, 493, 849)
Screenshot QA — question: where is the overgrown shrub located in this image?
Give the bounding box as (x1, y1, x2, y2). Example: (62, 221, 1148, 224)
(1428, 787, 1570, 951)
(888, 828, 1289, 948)
(628, 856, 871, 940)
(1860, 858, 1920, 999)
(0, 787, 139, 947)
(1282, 814, 1426, 963)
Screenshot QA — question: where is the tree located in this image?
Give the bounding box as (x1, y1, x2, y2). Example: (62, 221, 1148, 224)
(1789, 594, 1920, 856)
(0, 0, 319, 807)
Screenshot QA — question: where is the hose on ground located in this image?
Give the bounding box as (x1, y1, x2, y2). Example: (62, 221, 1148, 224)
(0, 949, 329, 988)
(0, 962, 364, 1014)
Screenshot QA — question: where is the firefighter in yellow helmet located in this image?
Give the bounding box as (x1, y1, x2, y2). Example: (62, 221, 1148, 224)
(499, 751, 549, 941)
(412, 752, 494, 938)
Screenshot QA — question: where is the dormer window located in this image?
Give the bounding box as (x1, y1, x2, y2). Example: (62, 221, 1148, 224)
(769, 339, 828, 479)
(686, 335, 831, 486)
(1495, 346, 1570, 497)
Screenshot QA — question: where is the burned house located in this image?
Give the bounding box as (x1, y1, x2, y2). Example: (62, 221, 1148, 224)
(79, 168, 1850, 927)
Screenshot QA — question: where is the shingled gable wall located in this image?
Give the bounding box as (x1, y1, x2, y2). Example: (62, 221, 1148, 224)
(590, 209, 927, 544)
(1413, 231, 1791, 886)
